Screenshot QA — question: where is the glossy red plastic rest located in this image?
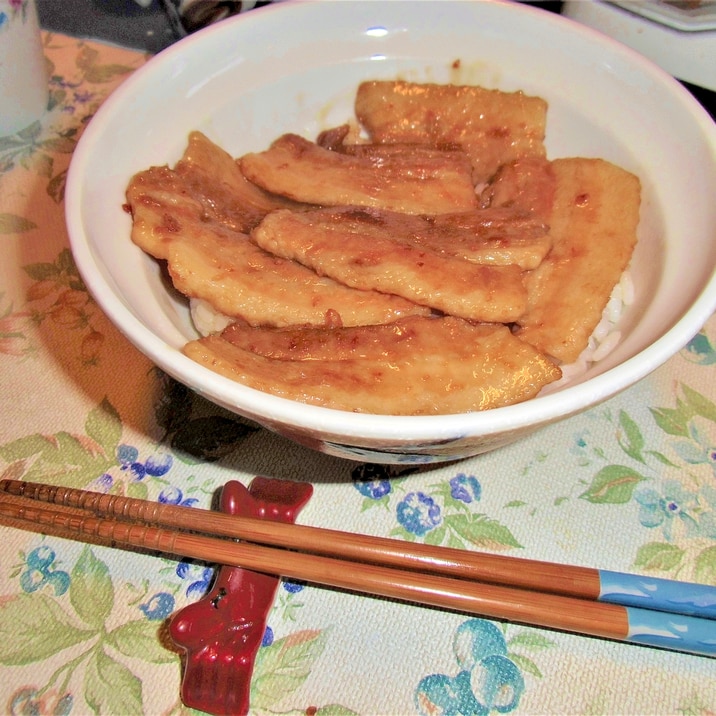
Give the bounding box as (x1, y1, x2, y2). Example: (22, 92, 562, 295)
(169, 477, 313, 715)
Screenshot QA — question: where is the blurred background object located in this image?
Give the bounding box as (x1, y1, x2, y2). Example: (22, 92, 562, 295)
(161, 0, 268, 36)
(34, 0, 713, 117)
(37, 0, 177, 52)
(36, 0, 270, 52)
(563, 1, 716, 93)
(0, 0, 49, 136)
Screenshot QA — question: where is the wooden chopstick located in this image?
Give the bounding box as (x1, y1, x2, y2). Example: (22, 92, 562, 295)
(2, 478, 714, 621)
(0, 480, 715, 657)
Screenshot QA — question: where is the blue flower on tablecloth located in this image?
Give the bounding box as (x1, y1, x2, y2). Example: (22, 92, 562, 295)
(145, 452, 173, 477)
(283, 580, 305, 593)
(397, 491, 442, 536)
(72, 89, 95, 105)
(681, 327, 716, 365)
(88, 472, 114, 492)
(352, 463, 393, 500)
(117, 444, 145, 480)
(139, 591, 175, 621)
(261, 625, 274, 647)
(158, 485, 199, 507)
(569, 429, 594, 465)
(671, 418, 716, 478)
(9, 687, 73, 716)
(416, 619, 524, 715)
(633, 480, 700, 540)
(117, 443, 173, 481)
(450, 474, 482, 504)
(19, 545, 70, 596)
(117, 443, 140, 464)
(176, 562, 214, 598)
(353, 476, 392, 499)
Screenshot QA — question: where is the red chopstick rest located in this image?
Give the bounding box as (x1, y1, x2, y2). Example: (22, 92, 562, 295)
(169, 477, 313, 715)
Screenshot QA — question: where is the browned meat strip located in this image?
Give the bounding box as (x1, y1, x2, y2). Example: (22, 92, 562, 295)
(184, 316, 562, 415)
(126, 166, 429, 328)
(174, 131, 308, 233)
(239, 133, 479, 214)
(515, 158, 641, 362)
(355, 80, 548, 184)
(480, 156, 556, 225)
(251, 207, 529, 323)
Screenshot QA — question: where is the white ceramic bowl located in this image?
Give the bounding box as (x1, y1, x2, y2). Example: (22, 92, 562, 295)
(65, 0, 716, 464)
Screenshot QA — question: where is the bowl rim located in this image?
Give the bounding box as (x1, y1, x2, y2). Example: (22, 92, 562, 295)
(65, 0, 716, 444)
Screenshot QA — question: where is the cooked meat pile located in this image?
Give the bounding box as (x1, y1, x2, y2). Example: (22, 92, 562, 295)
(125, 80, 640, 415)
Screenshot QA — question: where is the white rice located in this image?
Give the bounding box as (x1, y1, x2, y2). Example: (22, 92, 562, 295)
(190, 298, 234, 336)
(547, 268, 634, 388)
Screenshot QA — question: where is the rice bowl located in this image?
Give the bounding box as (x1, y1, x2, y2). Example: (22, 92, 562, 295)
(65, 0, 716, 463)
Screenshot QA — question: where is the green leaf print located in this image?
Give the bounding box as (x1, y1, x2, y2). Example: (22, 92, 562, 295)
(84, 646, 144, 715)
(507, 632, 556, 650)
(505, 500, 528, 508)
(126, 479, 149, 501)
(23, 248, 85, 289)
(47, 168, 67, 203)
(41, 134, 78, 154)
(106, 620, 177, 664)
(506, 630, 556, 678)
(617, 410, 645, 463)
(315, 706, 361, 716)
(682, 383, 716, 422)
(75, 45, 138, 84)
(70, 546, 114, 629)
(649, 384, 716, 438)
(16, 121, 42, 143)
(445, 513, 522, 550)
(84, 398, 122, 458)
(509, 652, 543, 678)
(0, 433, 71, 467)
(0, 593, 94, 665)
(251, 629, 328, 709)
(423, 523, 448, 547)
(650, 400, 692, 437)
(0, 400, 120, 488)
(580, 465, 647, 504)
(0, 213, 38, 234)
(645, 450, 679, 467)
(22, 261, 60, 283)
(633, 542, 685, 572)
(694, 546, 716, 586)
(0, 431, 111, 487)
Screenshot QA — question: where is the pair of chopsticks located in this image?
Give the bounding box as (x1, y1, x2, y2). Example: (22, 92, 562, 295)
(0, 478, 714, 657)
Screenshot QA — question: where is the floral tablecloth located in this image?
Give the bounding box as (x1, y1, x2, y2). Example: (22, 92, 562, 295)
(2, 30, 716, 716)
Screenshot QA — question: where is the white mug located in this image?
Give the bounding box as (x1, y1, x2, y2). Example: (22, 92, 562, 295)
(0, 0, 48, 137)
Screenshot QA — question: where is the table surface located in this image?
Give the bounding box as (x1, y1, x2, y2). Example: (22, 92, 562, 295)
(2, 10, 716, 716)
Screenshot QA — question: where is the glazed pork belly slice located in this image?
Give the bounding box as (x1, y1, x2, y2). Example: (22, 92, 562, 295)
(400, 155, 557, 269)
(338, 145, 555, 267)
(355, 80, 548, 185)
(239, 133, 479, 215)
(515, 158, 641, 363)
(410, 211, 551, 270)
(481, 156, 557, 224)
(126, 165, 429, 329)
(251, 206, 529, 323)
(184, 315, 562, 415)
(174, 130, 309, 234)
